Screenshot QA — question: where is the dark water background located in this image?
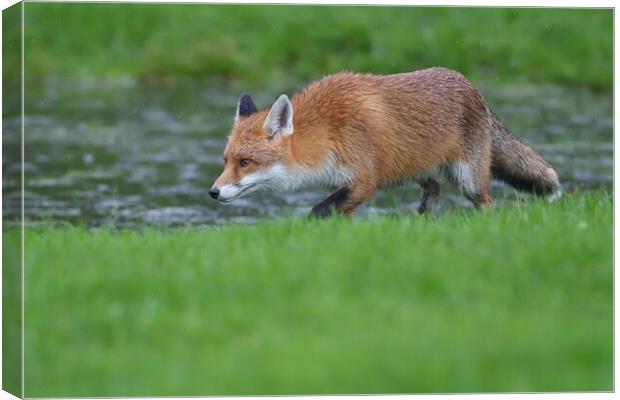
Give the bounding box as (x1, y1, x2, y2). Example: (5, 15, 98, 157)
(2, 79, 613, 227)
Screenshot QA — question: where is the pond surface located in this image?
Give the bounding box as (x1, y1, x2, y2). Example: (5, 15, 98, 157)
(2, 78, 613, 227)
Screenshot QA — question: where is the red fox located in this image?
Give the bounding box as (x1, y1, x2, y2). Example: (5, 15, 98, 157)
(210, 67, 561, 217)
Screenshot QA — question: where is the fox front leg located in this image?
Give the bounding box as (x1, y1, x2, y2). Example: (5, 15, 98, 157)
(309, 187, 351, 218)
(309, 180, 377, 219)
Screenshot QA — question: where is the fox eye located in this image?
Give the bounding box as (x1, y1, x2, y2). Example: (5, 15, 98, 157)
(238, 159, 251, 167)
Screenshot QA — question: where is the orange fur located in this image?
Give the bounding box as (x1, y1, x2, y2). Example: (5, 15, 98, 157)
(212, 68, 560, 216)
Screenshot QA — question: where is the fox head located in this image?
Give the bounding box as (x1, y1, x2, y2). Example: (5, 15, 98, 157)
(209, 93, 295, 202)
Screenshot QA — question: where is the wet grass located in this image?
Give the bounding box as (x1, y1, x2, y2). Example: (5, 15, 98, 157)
(13, 193, 613, 396)
(15, 4, 613, 89)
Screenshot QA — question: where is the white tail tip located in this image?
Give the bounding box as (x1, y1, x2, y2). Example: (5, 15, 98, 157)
(547, 189, 562, 203)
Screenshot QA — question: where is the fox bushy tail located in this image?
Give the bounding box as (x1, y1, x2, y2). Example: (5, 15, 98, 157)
(489, 110, 561, 200)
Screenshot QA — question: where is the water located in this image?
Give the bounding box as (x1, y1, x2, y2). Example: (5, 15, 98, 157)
(2, 78, 613, 227)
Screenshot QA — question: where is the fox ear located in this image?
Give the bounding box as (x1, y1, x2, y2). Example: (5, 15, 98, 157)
(264, 94, 293, 139)
(235, 93, 258, 121)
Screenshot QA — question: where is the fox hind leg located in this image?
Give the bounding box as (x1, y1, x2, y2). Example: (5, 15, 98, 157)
(449, 145, 494, 209)
(417, 178, 441, 214)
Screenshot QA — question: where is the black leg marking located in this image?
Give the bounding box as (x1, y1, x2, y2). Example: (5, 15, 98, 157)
(418, 179, 441, 214)
(309, 188, 351, 219)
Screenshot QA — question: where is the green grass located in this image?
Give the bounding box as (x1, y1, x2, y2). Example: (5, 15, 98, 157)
(13, 193, 612, 396)
(14, 4, 612, 89)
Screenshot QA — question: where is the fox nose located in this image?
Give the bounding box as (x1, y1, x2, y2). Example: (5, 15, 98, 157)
(209, 187, 220, 200)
